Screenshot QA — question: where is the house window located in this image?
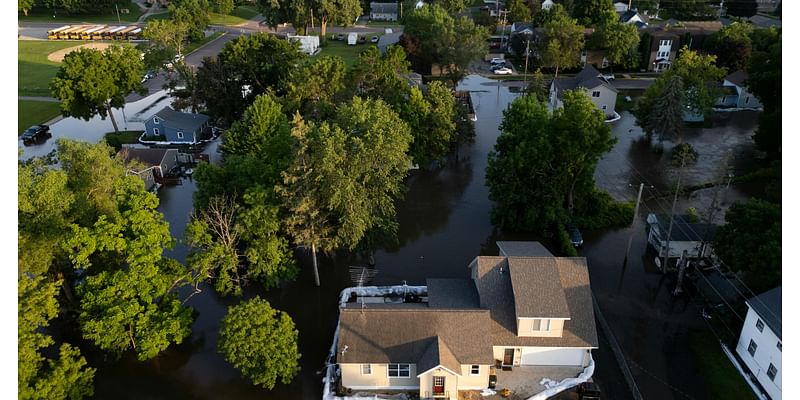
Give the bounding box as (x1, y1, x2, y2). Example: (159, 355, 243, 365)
(153, 117, 160, 124)
(767, 364, 777, 381)
(592, 91, 601, 98)
(470, 365, 480, 375)
(153, 128, 160, 136)
(756, 319, 764, 332)
(777, 341, 782, 352)
(747, 339, 758, 356)
(177, 131, 184, 139)
(532, 319, 551, 331)
(388, 363, 410, 378)
(745, 96, 750, 104)
(361, 364, 371, 375)
(433, 376, 445, 394)
(659, 39, 672, 47)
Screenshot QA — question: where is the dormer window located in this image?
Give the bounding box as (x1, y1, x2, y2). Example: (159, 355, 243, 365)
(532, 319, 551, 332)
(177, 131, 184, 139)
(153, 117, 160, 124)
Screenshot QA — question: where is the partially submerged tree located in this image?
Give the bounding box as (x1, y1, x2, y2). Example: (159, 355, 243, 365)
(218, 297, 300, 389)
(539, 10, 584, 76)
(51, 45, 145, 133)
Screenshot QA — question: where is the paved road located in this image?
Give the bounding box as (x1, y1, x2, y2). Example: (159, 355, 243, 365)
(19, 96, 59, 102)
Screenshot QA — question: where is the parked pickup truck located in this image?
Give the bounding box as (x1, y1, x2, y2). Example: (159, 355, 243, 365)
(21, 124, 51, 145)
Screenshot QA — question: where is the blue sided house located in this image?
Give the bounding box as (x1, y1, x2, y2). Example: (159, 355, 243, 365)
(144, 107, 211, 144)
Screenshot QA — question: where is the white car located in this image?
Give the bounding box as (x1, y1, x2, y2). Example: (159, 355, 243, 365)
(490, 57, 505, 65)
(371, 35, 379, 43)
(493, 67, 513, 75)
(601, 73, 615, 81)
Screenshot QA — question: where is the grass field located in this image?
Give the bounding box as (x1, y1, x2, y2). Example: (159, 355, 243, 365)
(148, 6, 260, 25)
(104, 130, 144, 149)
(690, 331, 757, 400)
(19, 100, 61, 134)
(19, 2, 143, 23)
(316, 39, 381, 68)
(19, 40, 91, 96)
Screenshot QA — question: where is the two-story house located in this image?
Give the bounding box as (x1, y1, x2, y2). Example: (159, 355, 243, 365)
(735, 287, 781, 400)
(370, 2, 399, 21)
(336, 242, 598, 399)
(716, 70, 763, 110)
(641, 21, 722, 72)
(143, 107, 210, 144)
(549, 64, 618, 119)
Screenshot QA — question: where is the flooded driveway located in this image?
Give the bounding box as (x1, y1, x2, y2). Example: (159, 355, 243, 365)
(52, 75, 760, 400)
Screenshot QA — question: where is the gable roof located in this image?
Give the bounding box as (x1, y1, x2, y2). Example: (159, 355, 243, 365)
(471, 256, 598, 348)
(747, 287, 781, 339)
(378, 32, 402, 53)
(416, 336, 462, 376)
(553, 64, 617, 95)
(370, 2, 398, 13)
(497, 241, 553, 257)
(509, 258, 571, 319)
(512, 22, 533, 33)
(649, 214, 718, 242)
(151, 107, 209, 133)
(427, 279, 479, 309)
(117, 147, 175, 167)
(620, 10, 639, 23)
(337, 308, 493, 364)
(724, 70, 748, 87)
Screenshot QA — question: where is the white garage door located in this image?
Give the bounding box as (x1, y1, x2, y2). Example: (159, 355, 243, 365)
(520, 348, 585, 366)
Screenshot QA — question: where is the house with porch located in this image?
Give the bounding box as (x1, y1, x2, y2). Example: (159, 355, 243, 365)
(370, 2, 399, 21)
(549, 64, 618, 119)
(335, 242, 598, 399)
(716, 70, 763, 109)
(144, 107, 210, 144)
(735, 287, 781, 400)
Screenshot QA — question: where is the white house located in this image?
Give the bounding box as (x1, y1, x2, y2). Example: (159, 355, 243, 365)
(541, 0, 554, 10)
(613, 1, 628, 12)
(735, 287, 781, 400)
(370, 2, 399, 21)
(549, 64, 618, 119)
(336, 242, 598, 399)
(716, 70, 763, 109)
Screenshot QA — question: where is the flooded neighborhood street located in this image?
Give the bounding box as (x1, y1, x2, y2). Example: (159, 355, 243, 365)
(34, 75, 761, 400)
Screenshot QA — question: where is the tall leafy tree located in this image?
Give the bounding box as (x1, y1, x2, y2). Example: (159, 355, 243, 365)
(659, 0, 714, 20)
(507, 0, 532, 22)
(215, 0, 235, 14)
(540, 10, 584, 76)
(747, 27, 781, 158)
(221, 92, 293, 162)
(285, 55, 347, 120)
(705, 22, 754, 72)
(64, 177, 193, 360)
(218, 297, 300, 389)
(645, 74, 686, 142)
(414, 81, 456, 166)
(592, 17, 640, 69)
(486, 90, 615, 231)
(19, 276, 95, 400)
(436, 0, 466, 13)
(142, 18, 190, 69)
(714, 199, 780, 292)
(279, 98, 413, 285)
(533, 3, 567, 26)
(50, 45, 145, 133)
(170, 0, 211, 41)
(19, 0, 35, 15)
(573, 0, 616, 27)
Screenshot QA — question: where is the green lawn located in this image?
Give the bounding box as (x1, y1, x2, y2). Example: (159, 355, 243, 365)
(366, 20, 403, 26)
(19, 3, 143, 23)
(19, 40, 91, 96)
(690, 331, 757, 400)
(149, 6, 259, 25)
(19, 100, 61, 134)
(316, 40, 375, 68)
(232, 5, 260, 20)
(104, 130, 144, 149)
(185, 31, 225, 54)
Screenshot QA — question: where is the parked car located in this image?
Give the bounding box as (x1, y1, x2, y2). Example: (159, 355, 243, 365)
(493, 67, 513, 75)
(490, 57, 505, 65)
(358, 35, 366, 44)
(567, 223, 583, 247)
(371, 35, 379, 43)
(21, 125, 51, 145)
(336, 33, 345, 41)
(601, 73, 615, 81)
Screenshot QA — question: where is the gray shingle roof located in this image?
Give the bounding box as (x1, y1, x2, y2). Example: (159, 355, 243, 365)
(725, 70, 748, 87)
(427, 279, 479, 309)
(117, 147, 175, 167)
(509, 258, 571, 319)
(497, 241, 554, 257)
(747, 287, 781, 339)
(553, 64, 617, 95)
(416, 336, 462, 376)
(471, 256, 598, 348)
(153, 107, 209, 133)
(370, 2, 398, 13)
(337, 308, 494, 364)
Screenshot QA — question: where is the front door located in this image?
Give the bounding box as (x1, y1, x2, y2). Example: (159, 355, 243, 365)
(433, 376, 445, 396)
(503, 348, 515, 366)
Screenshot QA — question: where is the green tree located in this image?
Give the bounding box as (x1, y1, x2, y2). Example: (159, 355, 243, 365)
(286, 55, 347, 120)
(705, 22, 754, 72)
(437, 0, 466, 13)
(573, 0, 616, 27)
(19, 0, 35, 15)
(747, 27, 781, 158)
(142, 18, 190, 69)
(50, 45, 144, 133)
(19, 276, 95, 400)
(218, 297, 300, 389)
(56, 139, 126, 223)
(64, 177, 193, 360)
(215, 0, 235, 13)
(170, 0, 211, 41)
(714, 199, 781, 292)
(659, 0, 714, 20)
(540, 11, 584, 76)
(592, 18, 640, 69)
(631, 0, 658, 14)
(417, 81, 456, 166)
(348, 45, 411, 102)
(279, 98, 412, 285)
(507, 0, 532, 23)
(533, 3, 567, 26)
(221, 92, 293, 161)
(644, 75, 686, 141)
(486, 90, 615, 231)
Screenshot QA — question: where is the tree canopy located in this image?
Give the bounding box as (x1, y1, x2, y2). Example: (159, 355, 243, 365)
(573, 0, 616, 27)
(747, 27, 781, 158)
(218, 297, 300, 389)
(705, 22, 754, 72)
(714, 199, 781, 292)
(486, 91, 616, 232)
(591, 16, 640, 69)
(507, 0, 532, 23)
(539, 10, 585, 76)
(50, 45, 144, 132)
(257, 0, 362, 36)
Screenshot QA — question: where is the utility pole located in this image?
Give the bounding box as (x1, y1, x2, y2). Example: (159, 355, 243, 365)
(673, 250, 688, 295)
(523, 39, 531, 89)
(623, 183, 648, 267)
(662, 156, 686, 272)
(499, 10, 509, 51)
(116, 4, 121, 24)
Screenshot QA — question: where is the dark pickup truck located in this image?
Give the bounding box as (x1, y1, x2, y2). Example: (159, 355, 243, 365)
(21, 124, 51, 145)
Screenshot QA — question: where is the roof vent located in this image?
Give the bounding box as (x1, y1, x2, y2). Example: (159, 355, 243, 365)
(499, 266, 504, 274)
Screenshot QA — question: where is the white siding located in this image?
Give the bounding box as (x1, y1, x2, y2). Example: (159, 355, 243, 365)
(340, 363, 420, 390)
(519, 347, 588, 366)
(736, 307, 782, 400)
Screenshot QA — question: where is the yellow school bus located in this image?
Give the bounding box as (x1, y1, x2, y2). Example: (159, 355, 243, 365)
(80, 26, 105, 40)
(47, 25, 71, 40)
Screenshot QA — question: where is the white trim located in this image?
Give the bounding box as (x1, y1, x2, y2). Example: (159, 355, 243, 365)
(153, 127, 160, 136)
(360, 364, 372, 375)
(176, 131, 184, 139)
(416, 364, 461, 378)
(470, 364, 480, 376)
(387, 363, 411, 378)
(517, 317, 570, 320)
(346, 385, 420, 390)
